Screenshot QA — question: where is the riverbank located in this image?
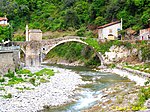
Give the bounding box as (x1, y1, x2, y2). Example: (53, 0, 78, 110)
(0, 66, 87, 112)
(43, 59, 84, 66)
(97, 65, 149, 86)
(85, 65, 150, 112)
(0, 64, 149, 112)
(83, 82, 142, 112)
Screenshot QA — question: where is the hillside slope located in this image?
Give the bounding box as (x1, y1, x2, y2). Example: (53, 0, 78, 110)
(0, 0, 149, 32)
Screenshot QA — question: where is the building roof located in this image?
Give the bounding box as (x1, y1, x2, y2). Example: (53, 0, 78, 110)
(0, 17, 8, 21)
(29, 29, 42, 33)
(140, 28, 150, 32)
(98, 21, 121, 29)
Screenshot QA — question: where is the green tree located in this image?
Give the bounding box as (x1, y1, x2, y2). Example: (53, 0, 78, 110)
(0, 26, 11, 42)
(64, 9, 79, 28)
(94, 16, 106, 26)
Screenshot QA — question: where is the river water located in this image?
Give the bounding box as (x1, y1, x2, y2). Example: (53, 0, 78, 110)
(43, 64, 131, 112)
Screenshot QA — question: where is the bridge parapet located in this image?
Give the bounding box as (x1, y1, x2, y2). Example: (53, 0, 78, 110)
(0, 46, 20, 51)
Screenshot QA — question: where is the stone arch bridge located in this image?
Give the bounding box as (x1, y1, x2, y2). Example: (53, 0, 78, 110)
(13, 36, 104, 67)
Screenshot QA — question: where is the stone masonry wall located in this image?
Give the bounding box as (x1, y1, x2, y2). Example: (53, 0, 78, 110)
(102, 45, 138, 65)
(0, 50, 20, 75)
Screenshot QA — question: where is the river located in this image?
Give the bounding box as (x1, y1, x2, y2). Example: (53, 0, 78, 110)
(43, 64, 131, 112)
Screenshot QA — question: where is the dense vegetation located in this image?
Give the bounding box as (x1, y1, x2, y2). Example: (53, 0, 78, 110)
(0, 26, 12, 42)
(0, 0, 149, 32)
(85, 38, 132, 54)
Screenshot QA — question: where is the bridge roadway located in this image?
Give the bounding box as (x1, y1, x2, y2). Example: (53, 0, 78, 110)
(13, 36, 104, 67)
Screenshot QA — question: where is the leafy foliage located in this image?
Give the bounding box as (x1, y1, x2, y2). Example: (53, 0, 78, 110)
(85, 38, 132, 54)
(140, 44, 150, 61)
(0, 0, 149, 33)
(0, 26, 11, 42)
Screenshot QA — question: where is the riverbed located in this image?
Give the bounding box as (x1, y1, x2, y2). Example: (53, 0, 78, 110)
(0, 64, 135, 112)
(42, 64, 132, 112)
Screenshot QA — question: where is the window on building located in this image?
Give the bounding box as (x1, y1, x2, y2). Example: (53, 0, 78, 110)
(109, 29, 112, 33)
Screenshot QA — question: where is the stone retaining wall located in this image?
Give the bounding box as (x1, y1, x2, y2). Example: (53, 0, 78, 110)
(0, 50, 20, 75)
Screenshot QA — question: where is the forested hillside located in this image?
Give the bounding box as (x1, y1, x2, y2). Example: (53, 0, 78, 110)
(0, 0, 150, 32)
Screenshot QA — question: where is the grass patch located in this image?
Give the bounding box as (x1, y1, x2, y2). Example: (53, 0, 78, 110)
(124, 63, 150, 73)
(4, 70, 15, 78)
(40, 78, 49, 83)
(3, 93, 12, 99)
(7, 77, 25, 85)
(34, 68, 54, 77)
(16, 69, 32, 74)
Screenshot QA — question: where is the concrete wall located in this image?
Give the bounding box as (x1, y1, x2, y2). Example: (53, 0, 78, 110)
(0, 50, 20, 75)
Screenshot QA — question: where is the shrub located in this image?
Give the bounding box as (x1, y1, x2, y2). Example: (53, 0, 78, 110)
(122, 41, 132, 49)
(85, 56, 101, 67)
(3, 93, 12, 99)
(12, 35, 25, 41)
(40, 78, 49, 83)
(29, 78, 36, 85)
(76, 27, 86, 36)
(4, 69, 15, 78)
(110, 63, 116, 68)
(140, 44, 150, 61)
(0, 77, 5, 82)
(85, 30, 95, 38)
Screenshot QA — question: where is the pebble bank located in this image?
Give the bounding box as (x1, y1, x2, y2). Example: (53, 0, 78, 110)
(0, 66, 87, 112)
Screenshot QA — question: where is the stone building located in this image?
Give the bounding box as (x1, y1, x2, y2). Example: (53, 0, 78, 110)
(24, 25, 42, 66)
(26, 25, 42, 41)
(98, 19, 122, 40)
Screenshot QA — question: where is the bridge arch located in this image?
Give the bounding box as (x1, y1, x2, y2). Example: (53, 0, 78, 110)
(43, 39, 87, 54)
(42, 38, 104, 66)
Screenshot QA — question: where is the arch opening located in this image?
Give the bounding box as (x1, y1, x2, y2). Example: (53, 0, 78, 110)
(42, 40, 103, 66)
(20, 49, 26, 63)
